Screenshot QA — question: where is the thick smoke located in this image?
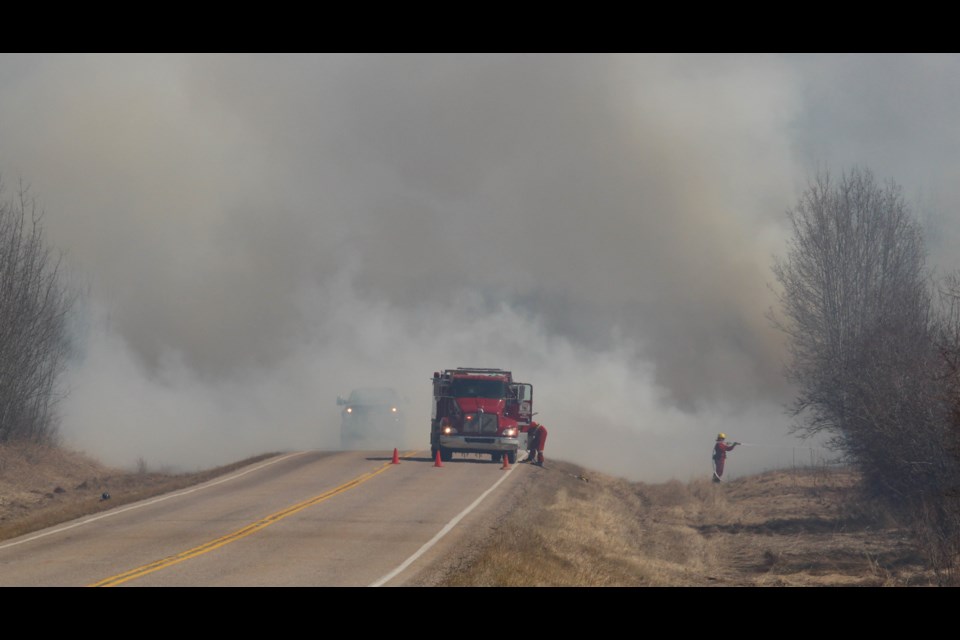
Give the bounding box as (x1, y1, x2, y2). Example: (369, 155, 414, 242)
(2, 53, 958, 480)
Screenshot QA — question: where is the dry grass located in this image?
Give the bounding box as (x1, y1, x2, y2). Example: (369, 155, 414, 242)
(434, 461, 937, 587)
(439, 462, 714, 586)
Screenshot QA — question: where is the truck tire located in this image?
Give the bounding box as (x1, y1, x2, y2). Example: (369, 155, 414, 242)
(507, 450, 517, 465)
(440, 448, 453, 462)
(490, 453, 502, 464)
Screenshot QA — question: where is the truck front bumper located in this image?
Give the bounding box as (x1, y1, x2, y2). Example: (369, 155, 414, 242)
(439, 435, 519, 453)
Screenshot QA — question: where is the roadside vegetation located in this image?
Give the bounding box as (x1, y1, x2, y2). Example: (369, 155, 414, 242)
(429, 460, 933, 587)
(769, 167, 960, 584)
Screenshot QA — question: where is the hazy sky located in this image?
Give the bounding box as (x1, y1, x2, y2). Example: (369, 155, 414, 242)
(2, 53, 958, 481)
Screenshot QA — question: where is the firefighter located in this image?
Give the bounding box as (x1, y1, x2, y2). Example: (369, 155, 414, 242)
(712, 432, 740, 482)
(524, 421, 547, 466)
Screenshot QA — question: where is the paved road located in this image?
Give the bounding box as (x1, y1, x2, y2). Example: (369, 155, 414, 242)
(0, 450, 526, 586)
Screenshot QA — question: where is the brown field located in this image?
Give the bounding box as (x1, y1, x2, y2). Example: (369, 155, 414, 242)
(0, 443, 939, 586)
(417, 460, 938, 587)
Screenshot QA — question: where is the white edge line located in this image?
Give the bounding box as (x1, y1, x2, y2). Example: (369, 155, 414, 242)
(369, 466, 514, 587)
(0, 451, 309, 551)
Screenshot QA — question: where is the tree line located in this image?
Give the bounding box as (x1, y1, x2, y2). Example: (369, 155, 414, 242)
(772, 167, 960, 583)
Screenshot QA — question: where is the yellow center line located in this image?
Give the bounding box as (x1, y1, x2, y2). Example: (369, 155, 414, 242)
(90, 452, 418, 587)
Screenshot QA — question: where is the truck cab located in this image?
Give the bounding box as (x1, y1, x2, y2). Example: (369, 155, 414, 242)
(429, 368, 533, 463)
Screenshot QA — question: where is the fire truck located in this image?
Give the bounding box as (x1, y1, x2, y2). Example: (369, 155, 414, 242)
(429, 367, 534, 464)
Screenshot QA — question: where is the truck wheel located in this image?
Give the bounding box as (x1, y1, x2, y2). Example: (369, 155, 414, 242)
(490, 453, 502, 464)
(507, 450, 517, 464)
(440, 448, 453, 462)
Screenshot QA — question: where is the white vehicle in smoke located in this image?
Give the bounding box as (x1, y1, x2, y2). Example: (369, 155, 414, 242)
(337, 387, 407, 450)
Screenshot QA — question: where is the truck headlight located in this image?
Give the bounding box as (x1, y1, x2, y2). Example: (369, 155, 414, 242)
(502, 427, 517, 437)
(442, 425, 457, 435)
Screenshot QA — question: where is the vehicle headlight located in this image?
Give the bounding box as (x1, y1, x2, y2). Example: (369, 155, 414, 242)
(346, 407, 353, 413)
(391, 406, 398, 413)
(442, 425, 457, 435)
(502, 427, 517, 437)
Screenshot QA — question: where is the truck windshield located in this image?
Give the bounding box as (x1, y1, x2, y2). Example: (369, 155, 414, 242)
(450, 378, 506, 399)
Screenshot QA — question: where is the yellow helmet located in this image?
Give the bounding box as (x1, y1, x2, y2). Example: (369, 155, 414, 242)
(717, 432, 726, 440)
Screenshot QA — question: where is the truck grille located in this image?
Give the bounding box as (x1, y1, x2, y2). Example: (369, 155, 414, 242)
(461, 413, 498, 435)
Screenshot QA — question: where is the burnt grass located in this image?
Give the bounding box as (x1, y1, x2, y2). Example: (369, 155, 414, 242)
(655, 467, 934, 586)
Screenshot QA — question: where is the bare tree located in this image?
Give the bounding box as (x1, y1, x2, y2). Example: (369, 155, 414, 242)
(0, 180, 76, 443)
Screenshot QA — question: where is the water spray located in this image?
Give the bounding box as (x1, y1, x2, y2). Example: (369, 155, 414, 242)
(731, 441, 837, 467)
(735, 442, 829, 452)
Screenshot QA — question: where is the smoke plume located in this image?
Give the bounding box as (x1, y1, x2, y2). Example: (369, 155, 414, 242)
(2, 53, 958, 480)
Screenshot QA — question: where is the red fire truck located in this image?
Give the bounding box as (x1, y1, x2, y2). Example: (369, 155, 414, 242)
(429, 368, 534, 464)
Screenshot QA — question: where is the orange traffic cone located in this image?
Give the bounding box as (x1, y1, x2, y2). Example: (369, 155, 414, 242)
(434, 450, 444, 467)
(501, 454, 510, 470)
(392, 448, 400, 464)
